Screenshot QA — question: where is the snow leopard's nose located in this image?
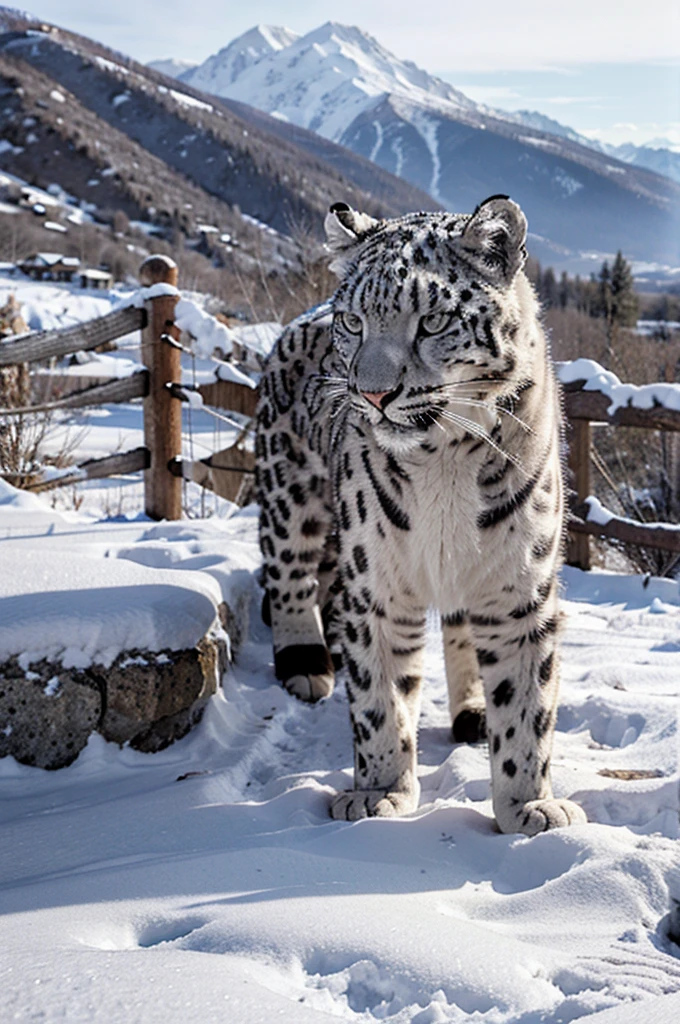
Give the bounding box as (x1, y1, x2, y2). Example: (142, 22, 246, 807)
(361, 390, 393, 410)
(360, 383, 404, 410)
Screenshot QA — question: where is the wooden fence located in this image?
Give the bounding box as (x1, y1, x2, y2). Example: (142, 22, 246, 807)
(563, 380, 680, 570)
(0, 256, 257, 518)
(1, 258, 679, 570)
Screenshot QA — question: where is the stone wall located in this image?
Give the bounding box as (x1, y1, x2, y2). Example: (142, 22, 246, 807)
(0, 597, 246, 770)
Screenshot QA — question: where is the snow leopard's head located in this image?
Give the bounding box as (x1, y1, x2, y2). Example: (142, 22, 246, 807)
(324, 196, 535, 454)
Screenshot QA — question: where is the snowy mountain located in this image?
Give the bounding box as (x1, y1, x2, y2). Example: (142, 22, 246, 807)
(604, 141, 680, 186)
(181, 22, 478, 143)
(0, 12, 438, 259)
(181, 25, 299, 96)
(180, 23, 680, 271)
(502, 109, 592, 146)
(507, 111, 680, 187)
(147, 57, 197, 79)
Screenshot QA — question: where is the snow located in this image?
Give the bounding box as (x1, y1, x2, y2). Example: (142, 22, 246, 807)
(582, 496, 680, 535)
(584, 495, 615, 527)
(182, 25, 300, 94)
(0, 501, 245, 669)
(174, 296, 235, 356)
(1, 276, 679, 1022)
(168, 88, 213, 114)
(231, 320, 281, 360)
(214, 359, 257, 388)
(0, 470, 679, 1021)
(557, 358, 680, 414)
(146, 58, 199, 80)
(43, 219, 67, 233)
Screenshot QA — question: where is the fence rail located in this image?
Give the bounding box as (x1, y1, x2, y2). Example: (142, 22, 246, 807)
(25, 448, 150, 493)
(0, 306, 145, 366)
(563, 378, 680, 569)
(0, 370, 149, 416)
(569, 499, 680, 555)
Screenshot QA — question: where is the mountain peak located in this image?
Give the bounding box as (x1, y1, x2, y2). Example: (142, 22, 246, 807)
(234, 24, 299, 53)
(181, 24, 298, 90)
(183, 21, 476, 141)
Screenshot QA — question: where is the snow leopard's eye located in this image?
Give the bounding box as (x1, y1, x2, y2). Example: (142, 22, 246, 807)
(336, 311, 363, 335)
(419, 311, 453, 336)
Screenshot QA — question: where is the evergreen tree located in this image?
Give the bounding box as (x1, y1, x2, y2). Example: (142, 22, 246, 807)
(541, 267, 558, 308)
(598, 261, 612, 322)
(609, 251, 639, 328)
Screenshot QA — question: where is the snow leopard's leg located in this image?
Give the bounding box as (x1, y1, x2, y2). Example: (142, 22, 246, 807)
(328, 450, 426, 819)
(317, 531, 343, 669)
(441, 614, 486, 743)
(330, 577, 427, 820)
(469, 580, 586, 836)
(256, 414, 335, 703)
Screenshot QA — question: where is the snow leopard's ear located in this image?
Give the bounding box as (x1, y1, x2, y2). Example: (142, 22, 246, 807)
(324, 202, 379, 275)
(457, 195, 528, 285)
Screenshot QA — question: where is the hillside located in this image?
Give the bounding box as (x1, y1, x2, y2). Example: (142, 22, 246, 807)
(181, 22, 680, 273)
(0, 9, 439, 296)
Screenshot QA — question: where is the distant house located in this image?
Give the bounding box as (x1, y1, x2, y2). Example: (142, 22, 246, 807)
(19, 253, 81, 282)
(79, 268, 113, 291)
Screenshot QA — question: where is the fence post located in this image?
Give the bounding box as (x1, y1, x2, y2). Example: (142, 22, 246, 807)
(139, 256, 182, 521)
(566, 417, 591, 570)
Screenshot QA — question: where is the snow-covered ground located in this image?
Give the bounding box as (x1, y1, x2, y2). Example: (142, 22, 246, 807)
(1, 273, 679, 1023)
(0, 477, 679, 1023)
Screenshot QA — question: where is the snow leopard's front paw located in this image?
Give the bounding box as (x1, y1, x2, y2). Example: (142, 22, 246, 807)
(499, 797, 587, 836)
(275, 644, 335, 703)
(330, 787, 418, 820)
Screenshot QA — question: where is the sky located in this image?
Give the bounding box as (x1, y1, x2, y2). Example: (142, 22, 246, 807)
(14, 1, 680, 147)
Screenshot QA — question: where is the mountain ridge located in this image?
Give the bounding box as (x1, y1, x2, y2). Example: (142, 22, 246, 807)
(176, 21, 679, 271)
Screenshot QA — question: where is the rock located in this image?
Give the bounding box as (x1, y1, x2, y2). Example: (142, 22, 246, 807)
(0, 658, 102, 769)
(0, 623, 231, 768)
(98, 631, 226, 747)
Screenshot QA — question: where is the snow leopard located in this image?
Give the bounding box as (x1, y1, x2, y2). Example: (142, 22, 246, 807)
(255, 195, 586, 836)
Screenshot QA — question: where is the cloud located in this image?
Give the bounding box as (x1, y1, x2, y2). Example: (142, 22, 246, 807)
(452, 85, 523, 105)
(540, 96, 607, 106)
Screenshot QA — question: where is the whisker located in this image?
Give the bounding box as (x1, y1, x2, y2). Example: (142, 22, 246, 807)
(425, 376, 508, 393)
(329, 403, 350, 451)
(446, 396, 535, 435)
(330, 397, 349, 420)
(438, 409, 525, 473)
(313, 374, 348, 386)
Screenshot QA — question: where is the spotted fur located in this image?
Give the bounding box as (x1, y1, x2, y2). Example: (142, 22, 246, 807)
(256, 196, 586, 835)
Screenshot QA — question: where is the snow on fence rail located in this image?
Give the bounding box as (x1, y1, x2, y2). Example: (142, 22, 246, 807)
(0, 255, 257, 518)
(559, 360, 680, 571)
(2, 266, 679, 567)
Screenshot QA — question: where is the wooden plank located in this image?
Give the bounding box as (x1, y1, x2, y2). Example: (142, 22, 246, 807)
(5, 447, 151, 493)
(0, 306, 145, 367)
(0, 370, 148, 415)
(570, 501, 680, 554)
(566, 418, 591, 570)
(197, 379, 258, 417)
(171, 446, 256, 504)
(139, 257, 182, 521)
(563, 384, 680, 432)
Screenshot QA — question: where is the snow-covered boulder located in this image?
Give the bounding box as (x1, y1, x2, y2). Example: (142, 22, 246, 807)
(0, 482, 258, 769)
